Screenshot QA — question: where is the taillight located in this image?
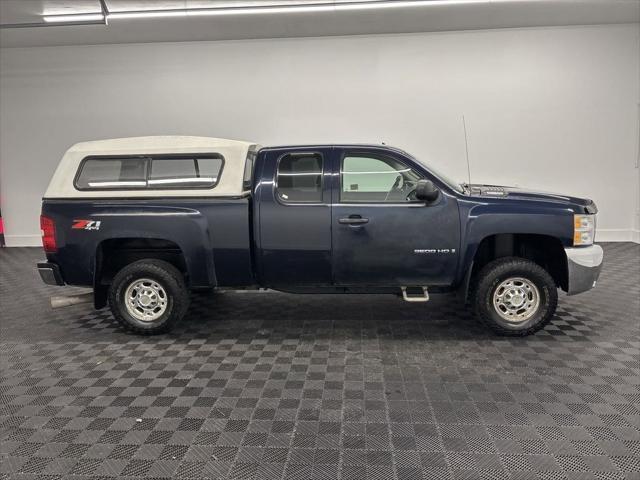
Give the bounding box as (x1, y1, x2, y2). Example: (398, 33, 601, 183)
(40, 215, 57, 253)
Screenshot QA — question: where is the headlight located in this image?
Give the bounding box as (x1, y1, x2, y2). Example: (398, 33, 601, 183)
(574, 214, 595, 246)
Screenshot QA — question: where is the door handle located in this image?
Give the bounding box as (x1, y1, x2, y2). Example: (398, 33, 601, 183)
(338, 215, 369, 225)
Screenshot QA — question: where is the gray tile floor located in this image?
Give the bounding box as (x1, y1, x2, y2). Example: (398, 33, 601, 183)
(0, 243, 638, 479)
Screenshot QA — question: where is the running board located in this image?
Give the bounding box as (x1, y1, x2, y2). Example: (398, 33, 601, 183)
(401, 286, 429, 302)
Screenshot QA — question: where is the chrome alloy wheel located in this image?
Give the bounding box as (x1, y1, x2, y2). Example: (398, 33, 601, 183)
(124, 278, 168, 322)
(492, 277, 540, 323)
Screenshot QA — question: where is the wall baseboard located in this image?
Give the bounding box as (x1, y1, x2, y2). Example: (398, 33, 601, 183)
(4, 235, 42, 247)
(3, 230, 639, 247)
(596, 229, 640, 243)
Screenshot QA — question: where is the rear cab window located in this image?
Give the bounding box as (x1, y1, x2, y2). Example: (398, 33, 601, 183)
(276, 153, 323, 203)
(75, 155, 224, 190)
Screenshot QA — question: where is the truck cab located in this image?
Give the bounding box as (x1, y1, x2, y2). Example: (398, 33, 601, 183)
(38, 136, 603, 336)
(255, 144, 460, 290)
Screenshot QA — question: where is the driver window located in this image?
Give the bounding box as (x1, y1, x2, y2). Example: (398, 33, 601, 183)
(341, 154, 422, 203)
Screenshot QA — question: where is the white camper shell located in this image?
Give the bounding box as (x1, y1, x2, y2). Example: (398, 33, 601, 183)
(44, 136, 259, 199)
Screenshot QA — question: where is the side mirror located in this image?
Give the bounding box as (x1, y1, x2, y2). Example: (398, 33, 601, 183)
(415, 179, 440, 203)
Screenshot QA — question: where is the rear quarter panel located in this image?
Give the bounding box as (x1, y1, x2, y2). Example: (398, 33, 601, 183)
(42, 197, 253, 288)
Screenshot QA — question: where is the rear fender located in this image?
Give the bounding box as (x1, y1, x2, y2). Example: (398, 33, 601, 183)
(91, 205, 216, 288)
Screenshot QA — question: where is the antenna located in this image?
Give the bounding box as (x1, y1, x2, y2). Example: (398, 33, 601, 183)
(462, 115, 471, 185)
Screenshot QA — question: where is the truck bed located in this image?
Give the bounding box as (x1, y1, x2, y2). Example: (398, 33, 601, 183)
(42, 197, 254, 288)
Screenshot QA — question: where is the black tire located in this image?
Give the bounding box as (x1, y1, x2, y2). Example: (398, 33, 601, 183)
(472, 257, 558, 336)
(108, 259, 189, 335)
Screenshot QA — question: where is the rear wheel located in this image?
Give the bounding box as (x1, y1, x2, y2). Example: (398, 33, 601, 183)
(108, 259, 189, 334)
(472, 257, 557, 336)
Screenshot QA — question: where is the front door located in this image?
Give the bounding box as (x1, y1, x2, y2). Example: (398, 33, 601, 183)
(331, 149, 460, 286)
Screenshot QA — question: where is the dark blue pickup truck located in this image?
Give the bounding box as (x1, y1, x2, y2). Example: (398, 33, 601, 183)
(38, 136, 603, 336)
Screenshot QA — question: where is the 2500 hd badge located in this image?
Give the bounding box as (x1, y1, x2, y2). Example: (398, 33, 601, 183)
(414, 248, 456, 254)
(38, 137, 603, 336)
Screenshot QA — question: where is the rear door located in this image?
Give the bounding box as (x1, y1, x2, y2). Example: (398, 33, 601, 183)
(331, 148, 460, 286)
(256, 147, 333, 287)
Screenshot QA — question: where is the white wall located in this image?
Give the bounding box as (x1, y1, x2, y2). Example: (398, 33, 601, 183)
(1, 23, 638, 246)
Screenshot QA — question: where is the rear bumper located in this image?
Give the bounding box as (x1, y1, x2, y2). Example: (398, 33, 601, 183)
(564, 245, 603, 295)
(37, 262, 65, 286)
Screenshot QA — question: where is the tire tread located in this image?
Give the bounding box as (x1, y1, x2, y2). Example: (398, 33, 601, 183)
(108, 259, 189, 335)
(471, 257, 558, 336)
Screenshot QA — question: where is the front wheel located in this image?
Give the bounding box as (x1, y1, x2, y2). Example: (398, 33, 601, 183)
(472, 257, 558, 336)
(108, 259, 189, 334)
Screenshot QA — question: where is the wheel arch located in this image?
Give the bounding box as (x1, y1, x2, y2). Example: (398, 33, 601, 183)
(93, 236, 213, 308)
(461, 233, 568, 302)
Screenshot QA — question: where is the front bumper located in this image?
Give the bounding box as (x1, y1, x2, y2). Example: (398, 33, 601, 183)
(564, 245, 603, 295)
(37, 262, 65, 286)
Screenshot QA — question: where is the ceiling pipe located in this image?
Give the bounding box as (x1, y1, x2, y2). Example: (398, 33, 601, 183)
(105, 0, 487, 20)
(0, 19, 105, 29)
(0, 0, 107, 29)
(0, 0, 489, 29)
(99, 0, 110, 25)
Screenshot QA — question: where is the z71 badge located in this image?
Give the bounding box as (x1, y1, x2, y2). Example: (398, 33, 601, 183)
(72, 220, 101, 231)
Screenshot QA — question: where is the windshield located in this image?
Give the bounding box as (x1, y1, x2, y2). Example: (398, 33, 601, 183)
(406, 152, 465, 193)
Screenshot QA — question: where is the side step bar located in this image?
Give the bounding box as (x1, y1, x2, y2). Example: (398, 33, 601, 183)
(401, 286, 429, 302)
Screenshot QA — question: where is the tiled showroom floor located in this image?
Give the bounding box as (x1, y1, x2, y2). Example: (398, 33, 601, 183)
(0, 243, 638, 480)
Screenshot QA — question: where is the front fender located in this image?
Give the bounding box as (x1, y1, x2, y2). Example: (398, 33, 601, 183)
(456, 201, 574, 287)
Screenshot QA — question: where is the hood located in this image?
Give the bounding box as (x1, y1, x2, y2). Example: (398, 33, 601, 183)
(466, 184, 597, 213)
